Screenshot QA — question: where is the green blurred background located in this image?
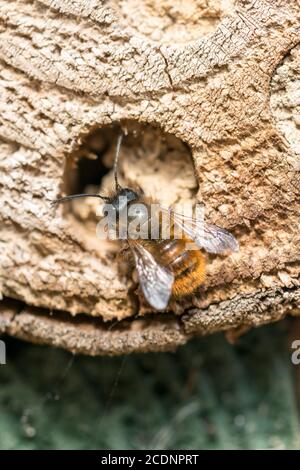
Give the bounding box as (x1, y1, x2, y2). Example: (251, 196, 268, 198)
(0, 320, 299, 449)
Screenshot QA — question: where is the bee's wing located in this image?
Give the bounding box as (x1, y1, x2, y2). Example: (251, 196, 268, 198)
(129, 242, 174, 310)
(161, 207, 239, 254)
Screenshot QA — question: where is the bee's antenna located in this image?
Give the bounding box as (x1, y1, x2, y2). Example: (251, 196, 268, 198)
(113, 132, 124, 191)
(52, 132, 124, 206)
(51, 193, 109, 206)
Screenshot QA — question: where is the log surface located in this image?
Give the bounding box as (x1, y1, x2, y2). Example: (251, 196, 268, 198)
(0, 0, 300, 354)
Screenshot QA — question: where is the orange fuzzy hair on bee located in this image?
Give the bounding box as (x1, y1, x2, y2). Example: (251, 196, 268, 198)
(171, 248, 206, 297)
(154, 233, 206, 298)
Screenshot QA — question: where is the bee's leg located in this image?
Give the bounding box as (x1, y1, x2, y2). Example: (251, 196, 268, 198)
(117, 245, 132, 263)
(168, 298, 183, 315)
(117, 244, 135, 279)
(129, 270, 144, 317)
(116, 247, 141, 316)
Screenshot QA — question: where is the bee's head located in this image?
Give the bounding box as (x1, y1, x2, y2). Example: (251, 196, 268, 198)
(109, 187, 140, 214)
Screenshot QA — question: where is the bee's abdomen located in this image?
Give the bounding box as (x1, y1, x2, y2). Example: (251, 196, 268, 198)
(158, 239, 206, 297)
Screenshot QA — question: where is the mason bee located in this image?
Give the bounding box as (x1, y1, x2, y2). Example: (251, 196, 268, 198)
(53, 133, 239, 310)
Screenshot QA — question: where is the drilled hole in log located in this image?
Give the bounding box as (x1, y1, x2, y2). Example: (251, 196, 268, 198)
(61, 121, 198, 287)
(114, 0, 235, 44)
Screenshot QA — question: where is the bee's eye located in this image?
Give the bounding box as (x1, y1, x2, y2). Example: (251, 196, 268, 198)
(120, 188, 139, 202)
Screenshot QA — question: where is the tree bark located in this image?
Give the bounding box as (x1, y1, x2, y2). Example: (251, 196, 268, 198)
(0, 0, 300, 355)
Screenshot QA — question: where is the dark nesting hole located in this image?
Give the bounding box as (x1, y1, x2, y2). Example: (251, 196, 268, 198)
(64, 127, 115, 196)
(62, 122, 198, 254)
(76, 151, 108, 193)
(61, 127, 122, 256)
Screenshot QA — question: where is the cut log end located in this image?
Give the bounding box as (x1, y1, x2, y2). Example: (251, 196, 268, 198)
(0, 0, 300, 355)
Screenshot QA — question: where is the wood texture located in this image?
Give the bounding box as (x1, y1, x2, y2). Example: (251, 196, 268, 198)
(0, 0, 300, 355)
